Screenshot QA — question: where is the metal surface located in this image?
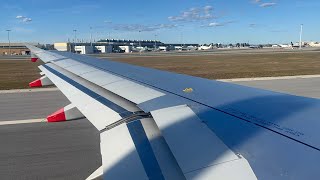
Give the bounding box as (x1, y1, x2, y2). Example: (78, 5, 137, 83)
(64, 103, 84, 120)
(64, 63, 97, 75)
(39, 76, 53, 86)
(102, 80, 165, 104)
(52, 56, 165, 104)
(50, 51, 320, 151)
(24, 45, 320, 179)
(151, 105, 256, 179)
(192, 105, 320, 179)
(53, 58, 81, 68)
(100, 123, 148, 179)
(81, 70, 123, 86)
(27, 45, 65, 62)
(184, 157, 257, 180)
(44, 63, 142, 113)
(140, 118, 186, 180)
(40, 64, 124, 130)
(126, 120, 165, 180)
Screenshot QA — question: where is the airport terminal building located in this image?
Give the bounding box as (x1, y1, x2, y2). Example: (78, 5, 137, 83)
(54, 39, 164, 53)
(0, 43, 30, 55)
(53, 39, 200, 54)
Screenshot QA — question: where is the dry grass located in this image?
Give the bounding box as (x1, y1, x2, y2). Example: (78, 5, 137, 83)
(1, 51, 320, 90)
(108, 52, 320, 79)
(0, 60, 43, 90)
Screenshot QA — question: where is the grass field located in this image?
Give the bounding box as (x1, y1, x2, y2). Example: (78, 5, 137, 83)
(108, 51, 320, 79)
(0, 51, 320, 90)
(0, 60, 43, 90)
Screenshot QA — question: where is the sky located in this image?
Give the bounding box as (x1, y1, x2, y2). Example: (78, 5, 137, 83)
(0, 0, 319, 44)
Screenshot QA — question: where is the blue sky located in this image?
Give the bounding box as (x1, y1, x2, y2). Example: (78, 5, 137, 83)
(0, 0, 319, 44)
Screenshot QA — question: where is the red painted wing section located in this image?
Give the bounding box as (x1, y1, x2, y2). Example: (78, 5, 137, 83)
(47, 108, 66, 122)
(29, 78, 42, 87)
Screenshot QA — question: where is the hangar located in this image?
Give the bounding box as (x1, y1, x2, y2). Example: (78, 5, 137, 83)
(0, 43, 30, 55)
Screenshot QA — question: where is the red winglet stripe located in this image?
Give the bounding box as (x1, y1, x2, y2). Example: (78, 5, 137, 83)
(29, 79, 42, 87)
(31, 57, 38, 62)
(47, 108, 66, 122)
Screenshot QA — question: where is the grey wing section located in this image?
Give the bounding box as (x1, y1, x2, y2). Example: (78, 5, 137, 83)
(28, 45, 320, 179)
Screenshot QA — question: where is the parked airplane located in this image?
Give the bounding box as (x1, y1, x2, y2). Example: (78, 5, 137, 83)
(249, 45, 263, 49)
(174, 45, 198, 51)
(198, 44, 213, 50)
(27, 44, 320, 180)
(186, 45, 198, 51)
(132, 46, 148, 52)
(278, 44, 293, 48)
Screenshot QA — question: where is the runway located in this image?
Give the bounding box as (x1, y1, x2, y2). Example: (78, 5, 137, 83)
(0, 47, 319, 61)
(0, 91, 68, 121)
(93, 47, 320, 58)
(233, 77, 320, 99)
(0, 77, 319, 179)
(0, 55, 29, 60)
(0, 48, 319, 61)
(0, 91, 100, 179)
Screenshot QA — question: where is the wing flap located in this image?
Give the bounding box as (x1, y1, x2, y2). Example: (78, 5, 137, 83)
(185, 157, 257, 180)
(151, 105, 256, 179)
(64, 63, 98, 75)
(102, 80, 165, 104)
(100, 123, 149, 179)
(81, 70, 123, 86)
(53, 59, 81, 68)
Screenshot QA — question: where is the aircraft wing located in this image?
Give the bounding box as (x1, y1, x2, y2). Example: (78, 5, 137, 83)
(26, 44, 320, 180)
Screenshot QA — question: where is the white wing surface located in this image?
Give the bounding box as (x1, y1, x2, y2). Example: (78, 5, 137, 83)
(26, 44, 320, 180)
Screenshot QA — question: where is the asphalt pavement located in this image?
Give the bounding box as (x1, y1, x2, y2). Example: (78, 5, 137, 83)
(0, 90, 101, 180)
(233, 77, 320, 99)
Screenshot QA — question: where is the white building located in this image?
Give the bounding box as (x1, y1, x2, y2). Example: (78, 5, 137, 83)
(75, 46, 93, 54)
(54, 42, 71, 51)
(95, 45, 112, 53)
(308, 42, 320, 47)
(119, 46, 132, 53)
(174, 46, 182, 51)
(158, 46, 168, 51)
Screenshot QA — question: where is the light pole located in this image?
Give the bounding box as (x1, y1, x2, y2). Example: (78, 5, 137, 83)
(6, 30, 11, 55)
(139, 30, 141, 47)
(299, 24, 303, 50)
(139, 30, 141, 55)
(108, 32, 111, 44)
(154, 34, 157, 50)
(90, 27, 93, 47)
(73, 29, 77, 53)
(180, 32, 183, 47)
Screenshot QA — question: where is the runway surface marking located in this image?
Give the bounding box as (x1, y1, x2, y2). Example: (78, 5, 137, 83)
(0, 118, 46, 126)
(0, 87, 58, 94)
(219, 74, 320, 82)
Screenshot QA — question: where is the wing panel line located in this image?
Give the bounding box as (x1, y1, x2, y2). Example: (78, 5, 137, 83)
(43, 64, 167, 178)
(43, 64, 131, 117)
(127, 120, 165, 180)
(68, 58, 320, 152)
(44, 51, 320, 151)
